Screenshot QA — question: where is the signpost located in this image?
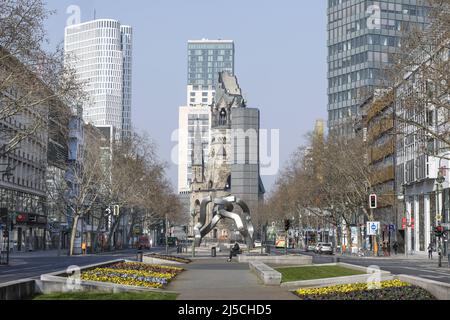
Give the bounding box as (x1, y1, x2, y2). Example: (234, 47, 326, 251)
(367, 222, 380, 236)
(367, 221, 380, 256)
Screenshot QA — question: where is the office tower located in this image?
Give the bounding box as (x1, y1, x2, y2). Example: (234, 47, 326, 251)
(64, 19, 133, 140)
(327, 0, 428, 134)
(178, 39, 235, 193)
(187, 39, 235, 106)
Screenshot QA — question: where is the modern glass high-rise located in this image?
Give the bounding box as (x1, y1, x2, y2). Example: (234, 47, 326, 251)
(64, 19, 133, 141)
(327, 0, 428, 134)
(178, 39, 235, 193)
(187, 39, 234, 106)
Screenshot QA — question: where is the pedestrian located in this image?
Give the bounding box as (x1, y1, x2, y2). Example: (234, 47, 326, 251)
(228, 242, 240, 262)
(428, 243, 433, 259)
(393, 241, 399, 255)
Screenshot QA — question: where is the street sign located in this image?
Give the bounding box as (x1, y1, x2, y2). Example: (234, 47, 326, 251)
(367, 222, 380, 236)
(389, 224, 396, 232)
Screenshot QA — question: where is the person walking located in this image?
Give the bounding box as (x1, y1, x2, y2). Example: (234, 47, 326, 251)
(393, 241, 399, 255)
(428, 243, 433, 259)
(228, 242, 240, 262)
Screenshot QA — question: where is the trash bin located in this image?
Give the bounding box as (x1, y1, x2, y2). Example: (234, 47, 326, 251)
(211, 247, 216, 257)
(137, 250, 143, 262)
(265, 245, 270, 254)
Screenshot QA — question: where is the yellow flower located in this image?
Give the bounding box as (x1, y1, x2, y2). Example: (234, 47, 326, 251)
(295, 280, 410, 296)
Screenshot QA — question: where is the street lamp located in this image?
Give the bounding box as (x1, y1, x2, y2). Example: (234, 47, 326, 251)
(436, 156, 448, 268)
(190, 209, 197, 257)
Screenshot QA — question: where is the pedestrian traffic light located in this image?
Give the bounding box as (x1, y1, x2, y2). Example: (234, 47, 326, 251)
(369, 194, 377, 209)
(284, 219, 291, 231)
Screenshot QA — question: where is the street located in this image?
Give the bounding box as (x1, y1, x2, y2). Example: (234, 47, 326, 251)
(297, 250, 450, 284)
(0, 248, 166, 284)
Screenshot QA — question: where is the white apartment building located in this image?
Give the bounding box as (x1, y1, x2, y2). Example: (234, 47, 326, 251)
(395, 44, 450, 254)
(178, 39, 235, 193)
(64, 19, 133, 141)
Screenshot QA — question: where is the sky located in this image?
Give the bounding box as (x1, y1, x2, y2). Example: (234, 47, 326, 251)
(43, 0, 328, 194)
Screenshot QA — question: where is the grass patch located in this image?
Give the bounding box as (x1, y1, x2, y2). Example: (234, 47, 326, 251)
(33, 291, 177, 300)
(276, 265, 365, 283)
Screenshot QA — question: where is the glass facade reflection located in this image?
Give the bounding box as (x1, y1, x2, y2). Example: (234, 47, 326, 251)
(188, 40, 234, 89)
(327, 0, 428, 134)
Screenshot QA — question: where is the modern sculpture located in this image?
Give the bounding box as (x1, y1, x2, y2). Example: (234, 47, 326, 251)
(193, 195, 255, 249)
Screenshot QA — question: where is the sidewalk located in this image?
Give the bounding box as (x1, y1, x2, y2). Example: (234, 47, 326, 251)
(339, 251, 449, 262)
(167, 257, 298, 300)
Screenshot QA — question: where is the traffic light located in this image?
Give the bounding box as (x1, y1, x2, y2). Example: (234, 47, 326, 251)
(369, 194, 377, 209)
(435, 226, 444, 237)
(284, 219, 291, 231)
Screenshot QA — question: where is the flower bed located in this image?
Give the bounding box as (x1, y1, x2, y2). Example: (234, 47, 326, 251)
(80, 262, 184, 289)
(294, 280, 436, 300)
(147, 253, 192, 264)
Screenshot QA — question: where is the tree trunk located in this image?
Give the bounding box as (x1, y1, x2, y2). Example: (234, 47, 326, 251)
(69, 215, 80, 256)
(346, 225, 352, 254)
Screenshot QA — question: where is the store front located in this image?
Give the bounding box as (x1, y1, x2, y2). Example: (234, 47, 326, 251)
(13, 213, 48, 252)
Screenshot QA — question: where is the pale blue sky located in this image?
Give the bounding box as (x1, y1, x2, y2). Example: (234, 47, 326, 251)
(44, 0, 328, 193)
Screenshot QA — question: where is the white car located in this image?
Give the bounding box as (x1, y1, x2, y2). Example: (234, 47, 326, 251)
(306, 244, 316, 252)
(254, 240, 262, 248)
(317, 242, 333, 255)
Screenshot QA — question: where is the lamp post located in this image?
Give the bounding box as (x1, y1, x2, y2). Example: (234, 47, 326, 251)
(190, 209, 197, 258)
(436, 152, 450, 267)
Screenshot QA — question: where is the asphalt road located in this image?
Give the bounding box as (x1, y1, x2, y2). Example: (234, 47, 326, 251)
(290, 249, 450, 284)
(2, 246, 450, 285)
(0, 248, 166, 284)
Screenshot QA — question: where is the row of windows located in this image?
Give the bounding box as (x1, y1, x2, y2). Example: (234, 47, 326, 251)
(329, 34, 401, 56)
(329, 0, 427, 18)
(188, 114, 209, 121)
(329, 86, 366, 105)
(188, 49, 233, 56)
(189, 55, 233, 62)
(0, 188, 46, 215)
(328, 106, 359, 121)
(329, 51, 369, 71)
(188, 43, 233, 50)
(329, 68, 380, 88)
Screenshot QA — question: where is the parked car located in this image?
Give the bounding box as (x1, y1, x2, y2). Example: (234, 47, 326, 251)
(314, 242, 324, 253)
(317, 242, 333, 255)
(254, 240, 262, 248)
(306, 244, 316, 252)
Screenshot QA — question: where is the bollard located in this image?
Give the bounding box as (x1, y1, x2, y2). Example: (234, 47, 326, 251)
(211, 247, 216, 257)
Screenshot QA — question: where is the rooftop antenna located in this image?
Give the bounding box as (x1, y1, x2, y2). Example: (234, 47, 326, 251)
(94, 8, 96, 20)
